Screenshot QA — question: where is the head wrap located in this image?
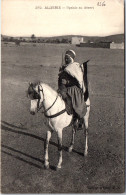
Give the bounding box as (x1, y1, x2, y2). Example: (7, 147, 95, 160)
(65, 50, 76, 60)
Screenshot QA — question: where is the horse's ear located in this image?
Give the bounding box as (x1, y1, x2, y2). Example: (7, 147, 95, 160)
(29, 82, 33, 86)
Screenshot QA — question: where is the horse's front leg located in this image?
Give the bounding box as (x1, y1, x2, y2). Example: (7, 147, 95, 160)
(84, 99, 90, 129)
(57, 130, 63, 169)
(68, 127, 76, 152)
(84, 128, 88, 156)
(44, 130, 52, 169)
(84, 100, 90, 156)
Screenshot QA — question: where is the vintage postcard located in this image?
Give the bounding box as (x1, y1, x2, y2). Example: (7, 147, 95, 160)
(1, 0, 125, 193)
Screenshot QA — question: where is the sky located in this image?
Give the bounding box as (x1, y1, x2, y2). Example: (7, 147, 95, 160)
(1, 0, 124, 37)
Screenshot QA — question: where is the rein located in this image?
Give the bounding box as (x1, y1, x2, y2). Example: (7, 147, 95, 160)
(37, 84, 66, 118)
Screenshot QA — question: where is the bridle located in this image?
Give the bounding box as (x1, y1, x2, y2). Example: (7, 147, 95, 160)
(37, 84, 59, 113)
(36, 85, 45, 112)
(31, 84, 58, 113)
(29, 84, 66, 118)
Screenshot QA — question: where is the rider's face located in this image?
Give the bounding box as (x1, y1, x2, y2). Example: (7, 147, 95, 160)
(65, 55, 72, 64)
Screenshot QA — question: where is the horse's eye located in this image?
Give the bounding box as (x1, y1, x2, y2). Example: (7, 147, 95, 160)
(34, 92, 40, 99)
(27, 89, 40, 99)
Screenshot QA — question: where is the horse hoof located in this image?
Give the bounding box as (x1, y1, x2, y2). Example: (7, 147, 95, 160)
(44, 164, 49, 169)
(84, 151, 88, 157)
(68, 146, 73, 153)
(56, 165, 61, 170)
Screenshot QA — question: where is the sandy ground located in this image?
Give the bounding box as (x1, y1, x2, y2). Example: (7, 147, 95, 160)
(1, 42, 125, 193)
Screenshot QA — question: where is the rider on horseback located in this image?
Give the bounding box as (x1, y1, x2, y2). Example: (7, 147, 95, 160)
(58, 50, 87, 130)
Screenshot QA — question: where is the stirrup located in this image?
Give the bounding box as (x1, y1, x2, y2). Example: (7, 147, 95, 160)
(77, 123, 84, 130)
(73, 117, 84, 131)
(77, 118, 84, 130)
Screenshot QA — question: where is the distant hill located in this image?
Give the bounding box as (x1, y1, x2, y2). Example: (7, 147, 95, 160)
(92, 34, 124, 43)
(1, 34, 124, 43)
(62, 34, 124, 43)
(39, 34, 124, 43)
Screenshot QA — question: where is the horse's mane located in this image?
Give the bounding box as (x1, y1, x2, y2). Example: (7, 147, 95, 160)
(30, 81, 57, 95)
(41, 82, 58, 96)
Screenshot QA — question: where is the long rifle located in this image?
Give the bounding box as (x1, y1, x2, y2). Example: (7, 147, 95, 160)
(83, 60, 90, 102)
(61, 52, 64, 66)
(59, 52, 64, 72)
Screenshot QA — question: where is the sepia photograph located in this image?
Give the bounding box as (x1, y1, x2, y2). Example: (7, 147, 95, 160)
(1, 0, 125, 193)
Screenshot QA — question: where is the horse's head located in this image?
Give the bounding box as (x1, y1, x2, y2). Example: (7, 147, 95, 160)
(27, 82, 44, 115)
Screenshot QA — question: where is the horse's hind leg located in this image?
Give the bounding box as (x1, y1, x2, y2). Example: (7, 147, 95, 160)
(57, 130, 63, 169)
(68, 128, 76, 152)
(44, 130, 52, 169)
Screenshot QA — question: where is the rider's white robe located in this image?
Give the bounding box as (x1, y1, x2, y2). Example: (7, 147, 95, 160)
(64, 62, 85, 93)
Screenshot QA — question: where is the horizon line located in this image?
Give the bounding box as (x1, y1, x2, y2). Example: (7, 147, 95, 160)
(1, 33, 124, 38)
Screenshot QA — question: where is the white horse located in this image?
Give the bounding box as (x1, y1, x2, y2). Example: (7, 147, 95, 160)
(27, 82, 90, 169)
